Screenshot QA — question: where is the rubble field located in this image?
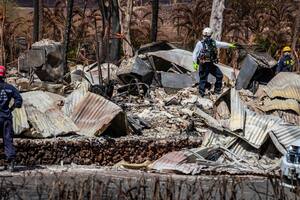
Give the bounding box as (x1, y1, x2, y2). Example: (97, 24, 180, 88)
(6, 40, 300, 196)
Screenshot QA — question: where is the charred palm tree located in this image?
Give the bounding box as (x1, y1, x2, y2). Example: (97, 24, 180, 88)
(150, 0, 159, 42)
(257, 0, 296, 54)
(110, 0, 121, 61)
(210, 0, 225, 40)
(130, 6, 165, 48)
(223, 0, 266, 43)
(63, 0, 74, 77)
(0, 0, 7, 65)
(38, 0, 44, 40)
(171, 0, 212, 48)
(118, 0, 134, 57)
(33, 0, 39, 42)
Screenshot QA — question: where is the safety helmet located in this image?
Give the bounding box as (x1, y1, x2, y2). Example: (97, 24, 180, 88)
(283, 46, 292, 53)
(0, 66, 6, 77)
(203, 27, 213, 37)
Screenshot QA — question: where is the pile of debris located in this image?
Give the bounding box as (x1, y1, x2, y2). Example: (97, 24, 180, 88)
(14, 39, 300, 177)
(15, 40, 232, 139)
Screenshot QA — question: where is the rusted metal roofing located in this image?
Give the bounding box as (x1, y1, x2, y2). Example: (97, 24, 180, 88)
(242, 110, 282, 148)
(150, 147, 267, 174)
(273, 110, 300, 126)
(270, 123, 300, 152)
(262, 99, 300, 115)
(20, 91, 79, 138)
(229, 140, 259, 158)
(70, 92, 128, 137)
(149, 151, 203, 175)
(63, 83, 88, 117)
(202, 131, 237, 148)
(229, 88, 282, 149)
(228, 88, 300, 153)
(264, 72, 300, 101)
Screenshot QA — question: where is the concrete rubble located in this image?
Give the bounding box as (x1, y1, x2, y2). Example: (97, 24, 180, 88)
(12, 41, 300, 176)
(18, 39, 66, 82)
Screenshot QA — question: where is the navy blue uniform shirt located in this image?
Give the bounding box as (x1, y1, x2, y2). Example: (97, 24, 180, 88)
(276, 54, 294, 73)
(0, 79, 23, 119)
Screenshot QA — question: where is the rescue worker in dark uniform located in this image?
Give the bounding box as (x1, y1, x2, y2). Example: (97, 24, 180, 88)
(0, 66, 23, 172)
(276, 46, 295, 73)
(192, 27, 235, 97)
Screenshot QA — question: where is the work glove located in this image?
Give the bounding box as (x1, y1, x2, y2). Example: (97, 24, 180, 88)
(229, 43, 236, 49)
(193, 62, 199, 71)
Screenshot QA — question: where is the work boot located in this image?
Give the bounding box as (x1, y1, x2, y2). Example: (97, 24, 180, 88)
(200, 93, 209, 98)
(213, 90, 222, 95)
(4, 159, 15, 172)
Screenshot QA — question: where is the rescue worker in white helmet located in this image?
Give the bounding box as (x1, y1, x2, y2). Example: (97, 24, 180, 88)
(192, 27, 236, 97)
(276, 46, 295, 73)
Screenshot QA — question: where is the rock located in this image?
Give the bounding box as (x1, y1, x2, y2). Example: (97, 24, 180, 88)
(181, 108, 194, 117)
(181, 95, 198, 105)
(196, 97, 214, 110)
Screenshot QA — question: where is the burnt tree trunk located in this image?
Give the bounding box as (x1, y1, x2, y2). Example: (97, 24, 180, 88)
(98, 0, 111, 63)
(209, 0, 225, 41)
(38, 0, 43, 40)
(292, 1, 300, 50)
(0, 0, 6, 66)
(292, 1, 300, 71)
(63, 0, 74, 76)
(33, 0, 39, 42)
(150, 0, 159, 42)
(110, 0, 121, 62)
(119, 0, 134, 57)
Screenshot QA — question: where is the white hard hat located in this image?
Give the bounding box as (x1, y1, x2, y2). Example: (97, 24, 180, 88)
(203, 27, 213, 37)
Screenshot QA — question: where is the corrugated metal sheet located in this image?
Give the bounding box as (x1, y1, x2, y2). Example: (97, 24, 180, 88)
(229, 88, 246, 131)
(21, 91, 79, 138)
(262, 98, 300, 115)
(229, 88, 282, 149)
(229, 88, 300, 152)
(70, 92, 128, 137)
(271, 123, 300, 150)
(264, 72, 300, 101)
(229, 140, 259, 158)
(275, 110, 300, 126)
(148, 49, 194, 72)
(242, 110, 282, 148)
(63, 83, 88, 117)
(150, 147, 266, 174)
(202, 131, 237, 148)
(12, 107, 29, 135)
(149, 151, 203, 175)
(147, 49, 236, 80)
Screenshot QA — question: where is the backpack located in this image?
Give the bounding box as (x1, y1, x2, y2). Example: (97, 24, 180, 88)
(199, 39, 218, 63)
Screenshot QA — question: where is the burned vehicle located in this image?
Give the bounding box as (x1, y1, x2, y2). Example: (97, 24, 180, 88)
(281, 140, 300, 188)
